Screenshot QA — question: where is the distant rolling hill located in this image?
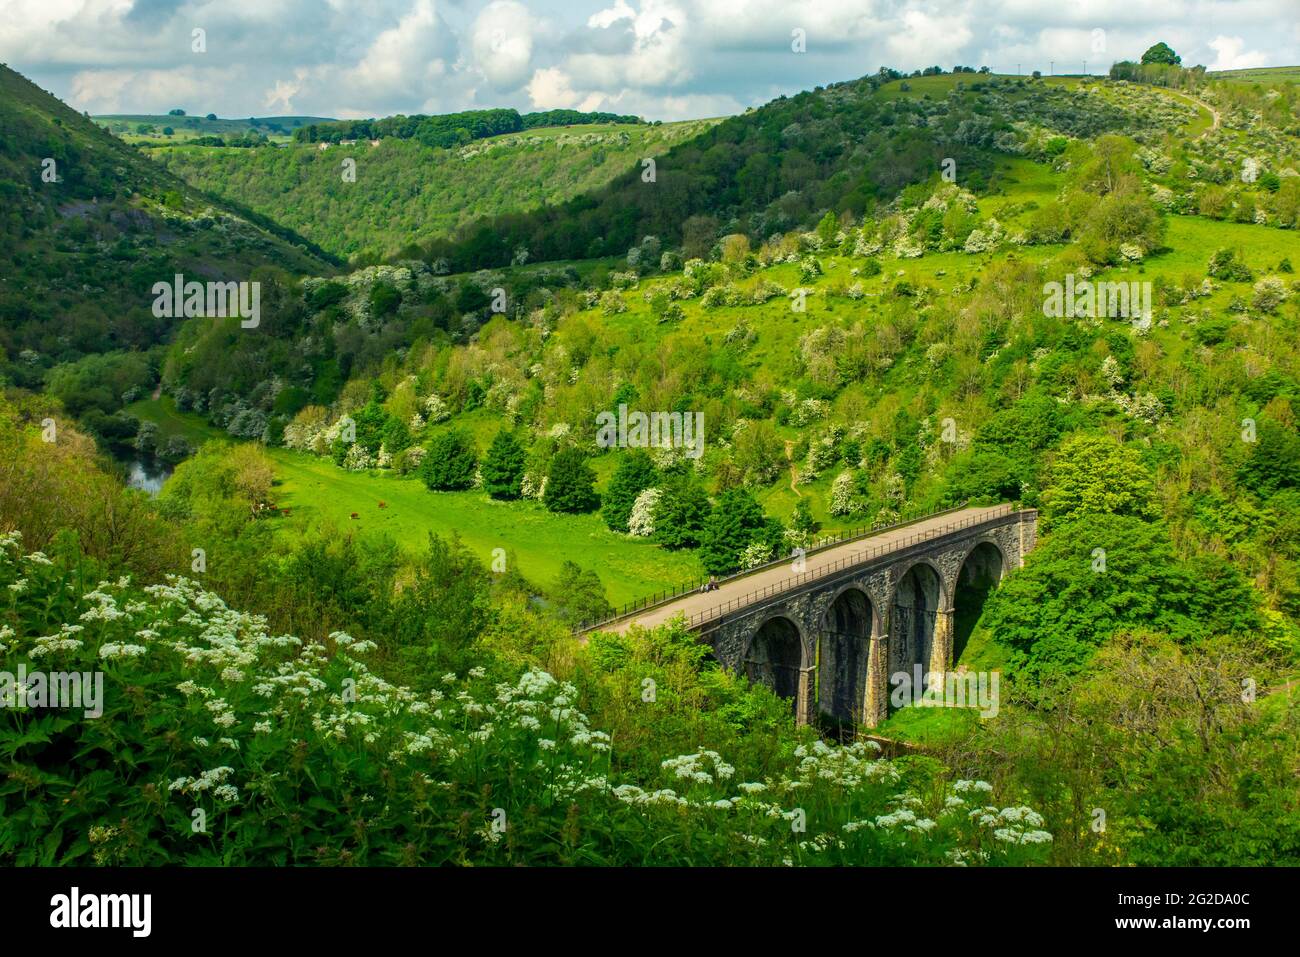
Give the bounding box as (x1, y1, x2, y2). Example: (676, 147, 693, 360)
(150, 118, 720, 262)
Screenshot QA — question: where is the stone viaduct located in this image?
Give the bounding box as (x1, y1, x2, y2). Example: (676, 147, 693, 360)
(594, 504, 1037, 728)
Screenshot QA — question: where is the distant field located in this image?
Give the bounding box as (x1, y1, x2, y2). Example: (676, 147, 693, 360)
(876, 73, 1080, 99)
(464, 118, 719, 148)
(1213, 65, 1300, 84)
(126, 397, 703, 604)
(94, 114, 334, 143)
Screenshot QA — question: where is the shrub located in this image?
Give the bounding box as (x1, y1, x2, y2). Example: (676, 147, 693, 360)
(1207, 248, 1253, 282)
(1252, 276, 1288, 313)
(598, 290, 627, 315)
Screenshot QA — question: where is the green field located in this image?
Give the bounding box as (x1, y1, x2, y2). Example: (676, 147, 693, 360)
(94, 113, 332, 143)
(876, 73, 1083, 100)
(126, 397, 702, 604)
(1213, 65, 1300, 84)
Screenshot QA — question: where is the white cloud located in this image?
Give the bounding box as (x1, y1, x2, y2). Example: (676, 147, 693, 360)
(1207, 35, 1270, 71)
(5, 1, 1300, 122)
(69, 66, 207, 114)
(886, 7, 974, 64)
(588, 0, 637, 30)
(568, 0, 691, 89)
(471, 1, 537, 91)
(690, 0, 884, 50)
(346, 0, 455, 101)
(264, 71, 307, 113)
(527, 66, 603, 110)
(66, 68, 136, 114)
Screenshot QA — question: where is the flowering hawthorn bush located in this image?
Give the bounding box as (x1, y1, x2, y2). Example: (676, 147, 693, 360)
(0, 532, 1051, 866)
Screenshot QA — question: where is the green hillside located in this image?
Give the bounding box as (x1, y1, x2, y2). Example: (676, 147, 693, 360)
(0, 65, 336, 400)
(150, 118, 719, 262)
(140, 70, 1300, 627)
(423, 72, 1190, 272)
(112, 67, 1300, 866)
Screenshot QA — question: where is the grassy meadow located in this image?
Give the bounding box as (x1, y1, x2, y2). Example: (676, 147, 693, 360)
(127, 397, 702, 603)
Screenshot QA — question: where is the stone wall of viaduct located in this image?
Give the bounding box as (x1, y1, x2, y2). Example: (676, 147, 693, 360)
(701, 509, 1037, 728)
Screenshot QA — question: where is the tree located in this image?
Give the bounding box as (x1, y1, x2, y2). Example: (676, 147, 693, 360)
(1140, 42, 1181, 66)
(544, 447, 599, 513)
(369, 281, 401, 317)
(551, 561, 612, 627)
(351, 399, 389, 454)
(229, 444, 274, 506)
(720, 234, 750, 263)
(982, 515, 1258, 681)
(946, 450, 1024, 504)
(601, 450, 658, 532)
(307, 280, 349, 311)
(815, 211, 839, 244)
(420, 428, 477, 490)
(135, 420, 160, 457)
(481, 428, 527, 499)
(731, 419, 786, 484)
(381, 417, 412, 455)
(1075, 183, 1165, 264)
(790, 497, 818, 537)
(1040, 433, 1159, 529)
(386, 532, 493, 673)
(681, 214, 719, 261)
(652, 471, 711, 549)
(1238, 421, 1300, 496)
(205, 113, 218, 121)
(698, 489, 780, 574)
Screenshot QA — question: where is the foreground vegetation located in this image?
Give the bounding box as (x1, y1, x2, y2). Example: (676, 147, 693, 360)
(2, 394, 1295, 865)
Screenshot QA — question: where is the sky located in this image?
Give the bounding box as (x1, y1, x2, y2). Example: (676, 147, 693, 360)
(1, 0, 1298, 122)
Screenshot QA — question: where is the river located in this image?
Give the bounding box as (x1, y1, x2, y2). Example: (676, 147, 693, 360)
(124, 457, 175, 495)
